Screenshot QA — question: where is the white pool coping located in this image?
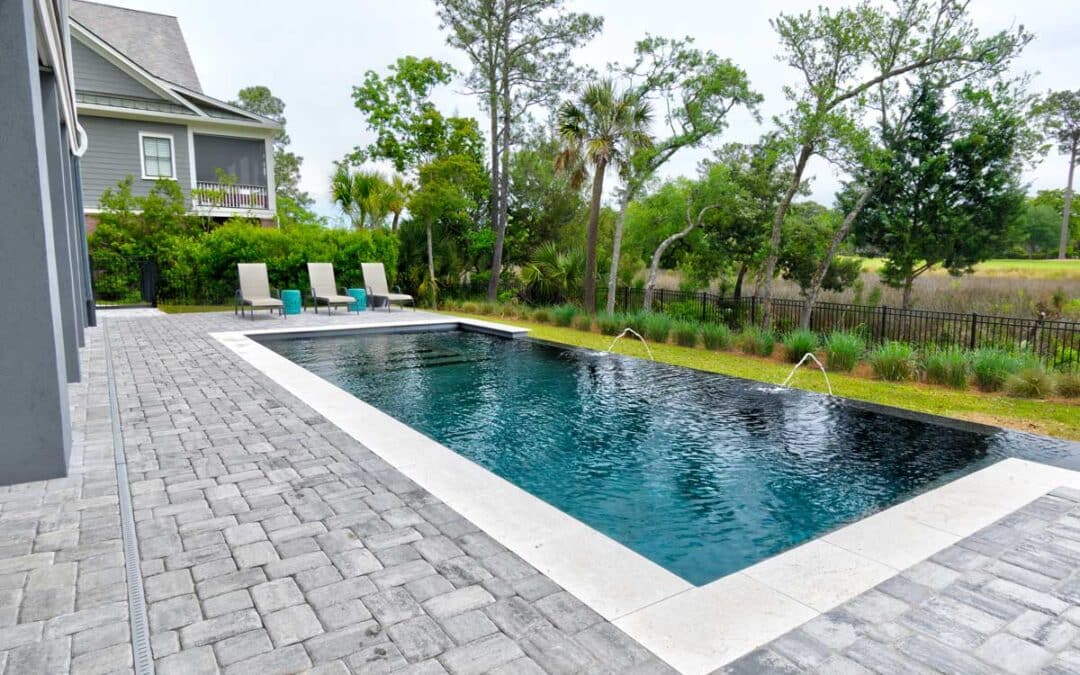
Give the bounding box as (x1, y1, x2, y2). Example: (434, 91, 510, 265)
(213, 318, 1080, 674)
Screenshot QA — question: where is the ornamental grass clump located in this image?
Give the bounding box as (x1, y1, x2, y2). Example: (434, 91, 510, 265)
(971, 348, 1036, 392)
(1005, 367, 1054, 399)
(596, 312, 623, 336)
(460, 301, 480, 315)
(782, 329, 819, 363)
(673, 321, 700, 347)
(477, 302, 497, 316)
(922, 347, 971, 389)
(572, 313, 593, 331)
(531, 307, 551, 324)
(642, 313, 673, 343)
(824, 331, 864, 372)
(738, 326, 775, 357)
(1054, 372, 1080, 398)
(552, 304, 578, 327)
(868, 342, 918, 381)
(701, 323, 733, 351)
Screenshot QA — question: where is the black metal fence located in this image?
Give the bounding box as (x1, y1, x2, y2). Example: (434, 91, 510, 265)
(608, 287, 1080, 371)
(89, 256, 158, 307)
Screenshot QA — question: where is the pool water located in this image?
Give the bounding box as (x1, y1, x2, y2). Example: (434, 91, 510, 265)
(266, 329, 1077, 585)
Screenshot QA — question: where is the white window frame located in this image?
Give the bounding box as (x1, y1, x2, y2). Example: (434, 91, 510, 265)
(138, 131, 177, 181)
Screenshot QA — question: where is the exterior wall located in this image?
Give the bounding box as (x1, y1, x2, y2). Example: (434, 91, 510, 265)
(193, 134, 267, 186)
(79, 114, 190, 208)
(72, 39, 161, 100)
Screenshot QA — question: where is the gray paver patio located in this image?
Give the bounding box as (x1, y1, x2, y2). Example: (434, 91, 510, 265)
(1, 307, 1077, 674)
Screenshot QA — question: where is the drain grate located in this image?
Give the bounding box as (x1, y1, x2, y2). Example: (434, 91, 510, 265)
(104, 323, 155, 675)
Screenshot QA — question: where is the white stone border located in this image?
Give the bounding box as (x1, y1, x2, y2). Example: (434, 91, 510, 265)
(212, 318, 1080, 674)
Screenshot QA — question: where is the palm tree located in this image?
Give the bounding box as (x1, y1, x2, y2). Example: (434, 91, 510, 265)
(330, 165, 388, 229)
(382, 174, 414, 232)
(556, 79, 651, 313)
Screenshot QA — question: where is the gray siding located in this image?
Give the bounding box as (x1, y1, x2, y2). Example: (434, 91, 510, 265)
(72, 39, 162, 100)
(193, 134, 266, 186)
(79, 115, 190, 208)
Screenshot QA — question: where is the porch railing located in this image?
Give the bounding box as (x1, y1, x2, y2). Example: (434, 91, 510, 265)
(193, 182, 269, 210)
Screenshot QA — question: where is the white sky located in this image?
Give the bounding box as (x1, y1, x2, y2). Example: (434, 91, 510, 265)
(97, 0, 1078, 222)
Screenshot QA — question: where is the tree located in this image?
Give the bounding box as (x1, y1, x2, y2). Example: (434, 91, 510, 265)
(350, 56, 485, 173)
(643, 162, 739, 310)
(434, 0, 603, 302)
(853, 83, 1027, 308)
(331, 166, 389, 229)
(409, 155, 489, 305)
(555, 79, 651, 313)
(382, 174, 414, 232)
(1033, 90, 1080, 259)
(758, 0, 1031, 327)
(603, 36, 760, 312)
(779, 202, 862, 299)
(232, 86, 314, 210)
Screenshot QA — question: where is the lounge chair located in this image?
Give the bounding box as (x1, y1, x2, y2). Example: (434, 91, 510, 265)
(235, 263, 284, 320)
(307, 262, 356, 314)
(362, 262, 414, 311)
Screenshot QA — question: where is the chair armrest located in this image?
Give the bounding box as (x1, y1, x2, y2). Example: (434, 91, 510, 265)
(234, 288, 242, 302)
(394, 285, 403, 293)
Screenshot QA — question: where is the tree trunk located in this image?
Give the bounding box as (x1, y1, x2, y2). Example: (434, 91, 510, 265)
(484, 94, 503, 301)
(583, 161, 607, 314)
(643, 204, 717, 311)
(798, 185, 873, 329)
(605, 188, 634, 314)
(760, 145, 813, 327)
(901, 276, 914, 309)
(391, 211, 400, 232)
(733, 263, 747, 302)
(1060, 139, 1077, 260)
(426, 220, 436, 307)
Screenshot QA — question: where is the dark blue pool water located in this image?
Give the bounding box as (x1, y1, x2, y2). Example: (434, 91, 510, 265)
(266, 329, 1078, 585)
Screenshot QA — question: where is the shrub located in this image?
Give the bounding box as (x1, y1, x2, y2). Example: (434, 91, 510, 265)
(922, 347, 971, 389)
(596, 312, 624, 336)
(673, 321, 700, 347)
(1005, 368, 1054, 399)
(477, 302, 497, 316)
(701, 323, 733, 350)
(552, 304, 578, 327)
(972, 348, 1037, 392)
(1055, 372, 1080, 398)
(782, 329, 819, 363)
(460, 301, 480, 314)
(663, 300, 702, 323)
(572, 313, 593, 331)
(738, 327, 776, 357)
(642, 313, 673, 343)
(869, 342, 917, 381)
(531, 307, 551, 324)
(824, 331, 864, 372)
(624, 311, 649, 336)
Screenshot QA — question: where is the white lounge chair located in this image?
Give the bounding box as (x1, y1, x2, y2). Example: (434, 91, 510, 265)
(235, 263, 284, 320)
(307, 262, 356, 314)
(362, 262, 414, 311)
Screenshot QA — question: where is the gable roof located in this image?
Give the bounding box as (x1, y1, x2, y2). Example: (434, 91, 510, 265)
(70, 0, 201, 92)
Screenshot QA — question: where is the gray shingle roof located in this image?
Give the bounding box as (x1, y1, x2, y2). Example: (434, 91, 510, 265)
(70, 0, 202, 93)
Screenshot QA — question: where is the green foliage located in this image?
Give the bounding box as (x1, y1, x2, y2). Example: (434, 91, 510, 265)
(531, 307, 551, 324)
(782, 329, 819, 363)
(971, 348, 1038, 391)
(673, 321, 699, 347)
(641, 313, 673, 343)
(824, 331, 864, 372)
(701, 323, 733, 350)
(1054, 372, 1080, 398)
(596, 312, 624, 336)
(552, 304, 579, 327)
(869, 342, 918, 381)
(1005, 368, 1054, 399)
(922, 347, 972, 389)
(738, 326, 776, 357)
(572, 313, 594, 331)
(779, 202, 862, 295)
(521, 243, 585, 305)
(663, 300, 703, 322)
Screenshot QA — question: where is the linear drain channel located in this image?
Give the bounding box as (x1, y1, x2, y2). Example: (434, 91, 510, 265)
(104, 323, 155, 675)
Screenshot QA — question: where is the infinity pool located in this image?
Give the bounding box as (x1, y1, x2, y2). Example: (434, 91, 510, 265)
(266, 329, 1077, 585)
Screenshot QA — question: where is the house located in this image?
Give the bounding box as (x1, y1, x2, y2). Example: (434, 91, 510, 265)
(70, 0, 281, 228)
(1, 0, 92, 483)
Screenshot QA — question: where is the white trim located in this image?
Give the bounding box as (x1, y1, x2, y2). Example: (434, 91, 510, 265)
(77, 104, 279, 135)
(214, 317, 1080, 674)
(83, 205, 275, 220)
(35, 0, 87, 155)
(137, 131, 176, 181)
(167, 84, 280, 127)
(186, 127, 197, 192)
(264, 136, 277, 216)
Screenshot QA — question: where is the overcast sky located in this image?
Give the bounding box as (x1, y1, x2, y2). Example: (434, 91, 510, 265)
(98, 0, 1078, 222)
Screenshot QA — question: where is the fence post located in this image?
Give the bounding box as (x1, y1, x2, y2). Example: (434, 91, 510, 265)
(750, 296, 757, 326)
(879, 305, 888, 343)
(969, 312, 978, 351)
(700, 291, 707, 322)
(623, 286, 629, 313)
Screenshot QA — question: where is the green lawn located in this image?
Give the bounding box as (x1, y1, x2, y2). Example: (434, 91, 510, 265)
(442, 311, 1080, 441)
(159, 304, 232, 314)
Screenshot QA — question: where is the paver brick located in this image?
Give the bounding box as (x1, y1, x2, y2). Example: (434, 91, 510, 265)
(438, 632, 524, 675)
(388, 615, 453, 662)
(423, 585, 495, 620)
(264, 602, 323, 646)
(180, 607, 262, 648)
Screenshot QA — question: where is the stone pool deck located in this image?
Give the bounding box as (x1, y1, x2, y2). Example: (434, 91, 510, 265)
(0, 307, 1076, 674)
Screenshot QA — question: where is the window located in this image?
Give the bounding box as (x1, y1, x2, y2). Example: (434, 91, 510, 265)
(139, 133, 175, 179)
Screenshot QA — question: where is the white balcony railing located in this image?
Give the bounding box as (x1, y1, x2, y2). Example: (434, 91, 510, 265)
(193, 182, 269, 210)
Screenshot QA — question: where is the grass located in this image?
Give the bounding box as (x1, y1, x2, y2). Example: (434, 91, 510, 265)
(439, 310, 1080, 441)
(852, 257, 1080, 280)
(159, 304, 231, 314)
